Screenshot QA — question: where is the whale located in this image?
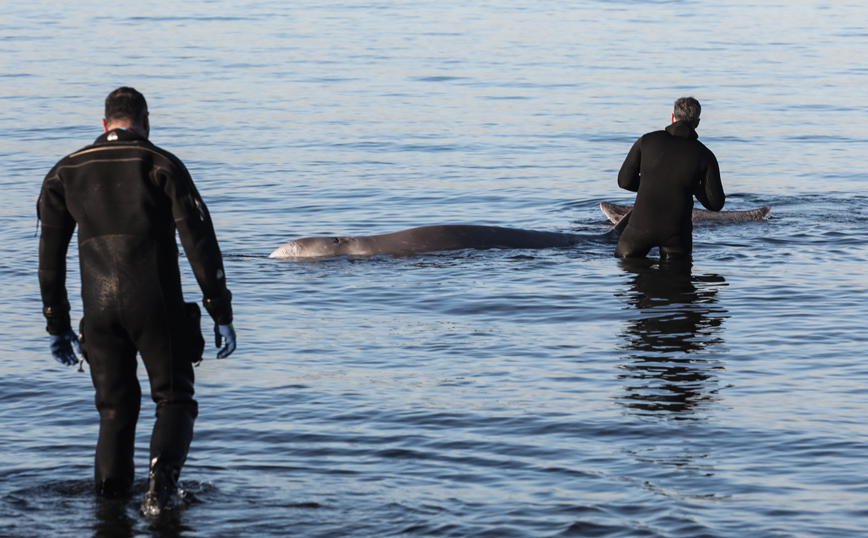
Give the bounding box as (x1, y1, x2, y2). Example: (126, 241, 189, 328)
(269, 202, 770, 259)
(269, 224, 597, 258)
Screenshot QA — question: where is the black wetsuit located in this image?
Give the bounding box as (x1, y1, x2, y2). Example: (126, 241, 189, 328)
(38, 128, 233, 494)
(615, 120, 725, 259)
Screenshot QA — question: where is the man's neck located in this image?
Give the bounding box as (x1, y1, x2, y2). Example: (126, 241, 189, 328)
(102, 119, 149, 139)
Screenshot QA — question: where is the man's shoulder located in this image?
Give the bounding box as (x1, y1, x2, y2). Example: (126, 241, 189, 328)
(148, 142, 192, 177)
(640, 128, 670, 139)
(697, 139, 718, 162)
(71, 136, 187, 166)
(636, 129, 673, 145)
(46, 142, 98, 177)
(141, 140, 186, 164)
(45, 140, 192, 189)
(687, 135, 716, 156)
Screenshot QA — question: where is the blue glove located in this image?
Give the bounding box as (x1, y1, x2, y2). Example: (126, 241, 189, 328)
(50, 330, 81, 366)
(214, 323, 236, 359)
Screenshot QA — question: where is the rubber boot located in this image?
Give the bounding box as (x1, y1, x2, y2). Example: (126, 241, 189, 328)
(141, 456, 180, 515)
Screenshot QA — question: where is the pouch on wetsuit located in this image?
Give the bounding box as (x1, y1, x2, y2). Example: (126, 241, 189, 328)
(185, 303, 206, 365)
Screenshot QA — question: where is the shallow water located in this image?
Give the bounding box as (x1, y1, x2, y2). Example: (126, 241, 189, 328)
(2, 1, 868, 537)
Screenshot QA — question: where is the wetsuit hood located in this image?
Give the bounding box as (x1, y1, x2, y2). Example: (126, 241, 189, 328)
(665, 120, 699, 140)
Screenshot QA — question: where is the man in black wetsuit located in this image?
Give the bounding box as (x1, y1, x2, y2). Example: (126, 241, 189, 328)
(615, 97, 725, 259)
(38, 87, 237, 511)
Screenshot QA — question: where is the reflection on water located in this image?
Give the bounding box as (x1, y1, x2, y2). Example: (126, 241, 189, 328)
(92, 497, 137, 538)
(615, 259, 729, 421)
(92, 491, 192, 538)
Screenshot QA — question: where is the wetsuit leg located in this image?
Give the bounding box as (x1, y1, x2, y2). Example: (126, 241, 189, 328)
(85, 318, 141, 496)
(659, 232, 692, 260)
(615, 224, 653, 258)
(134, 307, 198, 486)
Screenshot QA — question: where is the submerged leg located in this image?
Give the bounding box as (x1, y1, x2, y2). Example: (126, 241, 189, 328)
(659, 232, 692, 260)
(137, 308, 198, 512)
(614, 221, 652, 258)
(86, 321, 141, 496)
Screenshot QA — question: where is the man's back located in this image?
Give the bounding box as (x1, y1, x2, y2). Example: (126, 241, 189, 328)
(39, 128, 230, 318)
(615, 111, 725, 259)
(44, 130, 182, 243)
(619, 121, 724, 237)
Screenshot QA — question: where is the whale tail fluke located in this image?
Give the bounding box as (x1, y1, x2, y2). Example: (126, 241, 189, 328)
(600, 202, 632, 224)
(600, 201, 771, 225)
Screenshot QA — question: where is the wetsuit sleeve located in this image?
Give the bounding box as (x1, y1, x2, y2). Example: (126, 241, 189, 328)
(617, 138, 642, 192)
(694, 150, 725, 211)
(37, 173, 77, 335)
(160, 162, 233, 325)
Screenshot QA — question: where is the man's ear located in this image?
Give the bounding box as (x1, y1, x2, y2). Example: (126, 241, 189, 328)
(694, 118, 701, 128)
(102, 118, 109, 132)
(671, 113, 677, 124)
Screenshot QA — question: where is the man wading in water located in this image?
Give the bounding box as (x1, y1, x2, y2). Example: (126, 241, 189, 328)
(38, 87, 237, 513)
(615, 97, 726, 259)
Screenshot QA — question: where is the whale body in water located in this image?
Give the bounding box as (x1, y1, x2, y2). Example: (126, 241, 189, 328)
(270, 224, 593, 258)
(269, 202, 770, 259)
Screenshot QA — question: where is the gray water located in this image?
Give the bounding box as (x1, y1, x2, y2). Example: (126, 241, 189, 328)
(2, 1, 868, 536)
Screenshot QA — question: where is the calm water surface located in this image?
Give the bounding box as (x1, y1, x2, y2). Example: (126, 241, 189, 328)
(1, 1, 867, 537)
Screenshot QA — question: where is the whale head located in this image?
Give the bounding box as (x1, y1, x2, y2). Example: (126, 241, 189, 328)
(269, 237, 344, 258)
(269, 236, 371, 258)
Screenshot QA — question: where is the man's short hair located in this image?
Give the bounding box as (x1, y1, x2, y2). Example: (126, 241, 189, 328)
(673, 97, 701, 124)
(105, 87, 148, 125)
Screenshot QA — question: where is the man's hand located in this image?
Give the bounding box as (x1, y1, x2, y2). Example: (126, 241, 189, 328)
(50, 330, 81, 366)
(214, 323, 236, 359)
